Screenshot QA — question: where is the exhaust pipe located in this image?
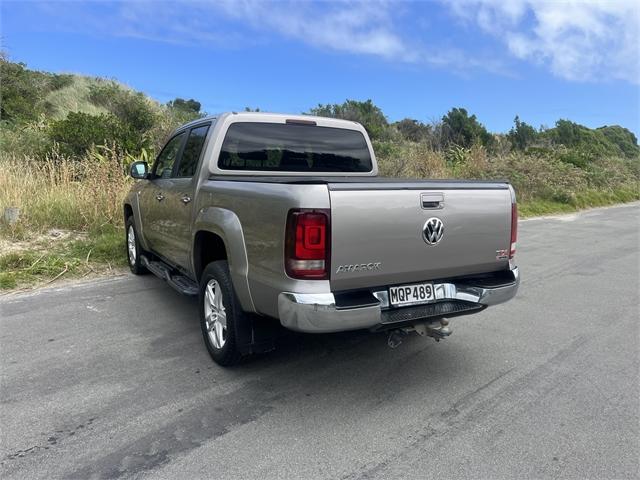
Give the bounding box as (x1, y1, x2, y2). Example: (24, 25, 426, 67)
(386, 319, 451, 348)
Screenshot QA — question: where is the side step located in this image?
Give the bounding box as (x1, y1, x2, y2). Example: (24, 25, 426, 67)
(141, 255, 199, 296)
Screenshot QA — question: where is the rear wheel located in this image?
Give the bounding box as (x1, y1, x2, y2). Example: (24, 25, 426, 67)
(199, 261, 244, 366)
(125, 216, 148, 275)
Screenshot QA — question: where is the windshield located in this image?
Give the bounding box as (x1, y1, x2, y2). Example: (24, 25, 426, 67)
(218, 122, 373, 173)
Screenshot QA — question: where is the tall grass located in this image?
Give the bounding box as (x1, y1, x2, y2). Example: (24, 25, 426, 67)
(45, 76, 111, 120)
(374, 141, 639, 206)
(1, 144, 637, 236)
(0, 148, 132, 288)
(0, 146, 131, 235)
(0, 143, 637, 289)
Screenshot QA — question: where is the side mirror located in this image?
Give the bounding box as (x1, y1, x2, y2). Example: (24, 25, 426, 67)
(130, 161, 149, 179)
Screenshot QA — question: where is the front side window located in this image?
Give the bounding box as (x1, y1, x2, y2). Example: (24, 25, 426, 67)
(218, 122, 373, 173)
(153, 132, 185, 179)
(176, 125, 210, 177)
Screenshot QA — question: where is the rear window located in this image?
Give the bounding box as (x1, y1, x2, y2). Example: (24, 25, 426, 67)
(218, 122, 372, 172)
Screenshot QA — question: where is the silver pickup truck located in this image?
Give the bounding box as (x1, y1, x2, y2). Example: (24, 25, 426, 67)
(125, 112, 519, 365)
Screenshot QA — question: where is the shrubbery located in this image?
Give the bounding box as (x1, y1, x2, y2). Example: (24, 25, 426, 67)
(0, 58, 638, 214)
(0, 57, 204, 159)
(49, 112, 134, 156)
(0, 56, 74, 122)
(0, 58, 638, 288)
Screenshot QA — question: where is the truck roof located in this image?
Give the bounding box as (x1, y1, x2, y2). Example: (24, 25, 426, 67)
(177, 111, 363, 133)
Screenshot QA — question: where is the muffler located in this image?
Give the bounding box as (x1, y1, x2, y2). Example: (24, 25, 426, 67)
(387, 319, 451, 348)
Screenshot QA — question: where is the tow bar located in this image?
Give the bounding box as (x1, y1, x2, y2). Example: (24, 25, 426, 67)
(387, 319, 451, 348)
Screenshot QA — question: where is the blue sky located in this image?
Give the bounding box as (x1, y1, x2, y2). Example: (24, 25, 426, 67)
(2, 0, 639, 134)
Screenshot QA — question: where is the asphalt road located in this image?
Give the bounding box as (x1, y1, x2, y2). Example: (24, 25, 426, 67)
(1, 203, 638, 480)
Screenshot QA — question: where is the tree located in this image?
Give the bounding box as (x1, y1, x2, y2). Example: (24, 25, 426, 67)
(394, 118, 431, 142)
(507, 116, 538, 150)
(307, 99, 389, 140)
(168, 98, 201, 114)
(441, 108, 493, 148)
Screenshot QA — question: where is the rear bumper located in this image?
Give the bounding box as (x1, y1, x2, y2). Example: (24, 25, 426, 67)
(278, 267, 520, 333)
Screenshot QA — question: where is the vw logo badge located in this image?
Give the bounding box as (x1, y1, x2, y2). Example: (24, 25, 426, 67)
(422, 217, 444, 245)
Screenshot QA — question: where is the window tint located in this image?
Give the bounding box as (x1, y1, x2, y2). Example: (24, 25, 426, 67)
(153, 133, 185, 179)
(176, 125, 209, 177)
(218, 122, 372, 173)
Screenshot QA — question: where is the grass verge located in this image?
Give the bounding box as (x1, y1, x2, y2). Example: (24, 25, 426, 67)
(0, 226, 126, 290)
(519, 186, 639, 217)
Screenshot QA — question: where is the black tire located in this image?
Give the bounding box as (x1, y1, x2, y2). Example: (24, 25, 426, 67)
(125, 216, 148, 275)
(199, 261, 245, 366)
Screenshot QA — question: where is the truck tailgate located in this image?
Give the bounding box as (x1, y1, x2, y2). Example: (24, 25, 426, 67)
(329, 182, 512, 291)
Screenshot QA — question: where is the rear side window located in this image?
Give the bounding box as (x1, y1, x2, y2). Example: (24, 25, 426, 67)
(153, 133, 185, 179)
(218, 122, 372, 172)
(176, 125, 210, 177)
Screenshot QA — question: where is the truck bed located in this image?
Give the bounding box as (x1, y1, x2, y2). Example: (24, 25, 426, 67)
(210, 175, 510, 190)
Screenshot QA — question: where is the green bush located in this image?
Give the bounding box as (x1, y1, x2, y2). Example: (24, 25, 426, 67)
(88, 82, 158, 133)
(0, 121, 51, 157)
(1, 60, 47, 122)
(0, 58, 78, 122)
(597, 125, 639, 158)
(49, 112, 135, 156)
(540, 119, 634, 161)
(49, 74, 74, 91)
(557, 147, 591, 168)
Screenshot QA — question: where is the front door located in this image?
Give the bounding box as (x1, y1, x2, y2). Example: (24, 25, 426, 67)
(160, 124, 211, 270)
(138, 131, 186, 257)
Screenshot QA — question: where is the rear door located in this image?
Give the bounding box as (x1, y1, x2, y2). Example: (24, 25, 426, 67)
(328, 184, 512, 291)
(159, 123, 211, 269)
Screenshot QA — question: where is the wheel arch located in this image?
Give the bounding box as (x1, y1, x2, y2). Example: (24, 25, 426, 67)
(123, 203, 134, 223)
(123, 193, 151, 251)
(192, 207, 256, 313)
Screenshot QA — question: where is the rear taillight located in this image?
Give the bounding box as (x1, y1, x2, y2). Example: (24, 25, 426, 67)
(510, 201, 518, 259)
(285, 209, 330, 280)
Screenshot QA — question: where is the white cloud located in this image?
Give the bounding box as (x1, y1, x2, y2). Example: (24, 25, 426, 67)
(445, 0, 640, 83)
(212, 0, 418, 62)
(26, 0, 507, 75)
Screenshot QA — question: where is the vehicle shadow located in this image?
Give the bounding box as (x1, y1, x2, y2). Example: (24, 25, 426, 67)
(139, 277, 479, 410)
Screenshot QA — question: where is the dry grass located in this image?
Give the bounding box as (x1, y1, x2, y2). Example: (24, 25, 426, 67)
(0, 148, 132, 289)
(45, 76, 111, 120)
(0, 146, 131, 235)
(0, 143, 638, 290)
(375, 142, 639, 207)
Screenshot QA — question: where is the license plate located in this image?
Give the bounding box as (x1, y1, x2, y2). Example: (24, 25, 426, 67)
(389, 282, 435, 307)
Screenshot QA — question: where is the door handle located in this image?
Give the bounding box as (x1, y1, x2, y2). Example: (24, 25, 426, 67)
(421, 193, 444, 209)
(156, 193, 165, 201)
(181, 195, 192, 204)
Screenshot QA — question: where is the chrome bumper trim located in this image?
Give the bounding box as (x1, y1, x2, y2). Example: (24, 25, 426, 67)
(278, 267, 520, 333)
